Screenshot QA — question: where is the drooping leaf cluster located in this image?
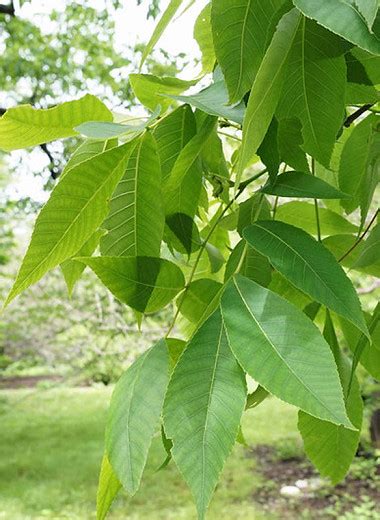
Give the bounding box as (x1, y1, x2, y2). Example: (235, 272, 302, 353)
(2, 1, 380, 518)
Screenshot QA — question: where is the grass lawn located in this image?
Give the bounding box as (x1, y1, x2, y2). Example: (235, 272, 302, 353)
(0, 386, 301, 520)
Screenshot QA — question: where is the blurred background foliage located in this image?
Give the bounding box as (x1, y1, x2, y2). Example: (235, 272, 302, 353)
(0, 0, 187, 384)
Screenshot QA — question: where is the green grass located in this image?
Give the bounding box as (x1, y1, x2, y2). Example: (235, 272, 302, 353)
(0, 386, 299, 519)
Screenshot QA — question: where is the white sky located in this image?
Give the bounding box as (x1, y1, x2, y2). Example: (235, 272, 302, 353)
(6, 0, 205, 202)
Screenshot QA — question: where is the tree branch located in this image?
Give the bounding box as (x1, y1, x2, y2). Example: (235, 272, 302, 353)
(39, 143, 61, 180)
(0, 2, 15, 16)
(344, 104, 374, 128)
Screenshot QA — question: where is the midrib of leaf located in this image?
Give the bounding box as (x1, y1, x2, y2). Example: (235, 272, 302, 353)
(200, 323, 223, 513)
(232, 278, 345, 424)
(300, 17, 322, 160)
(133, 138, 143, 256)
(8, 151, 128, 301)
(252, 222, 365, 332)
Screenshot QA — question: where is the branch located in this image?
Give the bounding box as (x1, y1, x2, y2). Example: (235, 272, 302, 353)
(358, 280, 380, 295)
(0, 2, 15, 16)
(39, 143, 61, 180)
(338, 209, 379, 263)
(344, 104, 374, 128)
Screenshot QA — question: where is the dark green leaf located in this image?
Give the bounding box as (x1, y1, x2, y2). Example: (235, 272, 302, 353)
(243, 221, 369, 337)
(261, 171, 351, 199)
(76, 256, 185, 314)
(277, 18, 347, 167)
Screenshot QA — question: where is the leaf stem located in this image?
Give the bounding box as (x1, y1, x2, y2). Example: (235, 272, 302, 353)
(338, 208, 379, 263)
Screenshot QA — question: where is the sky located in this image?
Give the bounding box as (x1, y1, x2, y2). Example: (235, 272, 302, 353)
(6, 0, 205, 202)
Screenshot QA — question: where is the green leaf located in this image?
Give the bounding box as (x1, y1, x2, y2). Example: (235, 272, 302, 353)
(354, 223, 380, 268)
(224, 239, 272, 288)
(75, 109, 160, 139)
(129, 74, 196, 113)
(164, 310, 247, 520)
(277, 18, 347, 167)
(339, 114, 380, 225)
(0, 94, 112, 151)
(323, 234, 380, 278)
(345, 82, 379, 104)
(237, 9, 301, 183)
(298, 312, 363, 484)
(106, 340, 169, 495)
(165, 213, 201, 255)
(179, 278, 223, 324)
(140, 0, 184, 68)
(211, 0, 289, 104)
(293, 0, 380, 55)
(340, 308, 380, 382)
(237, 194, 271, 235)
(261, 171, 351, 199)
(275, 201, 358, 236)
(354, 0, 379, 30)
(243, 221, 369, 337)
(246, 385, 270, 410)
(5, 142, 134, 307)
(61, 139, 117, 178)
(61, 230, 104, 296)
(165, 115, 216, 218)
(168, 79, 245, 125)
(277, 117, 310, 173)
(257, 118, 280, 182)
(96, 454, 121, 520)
(76, 256, 185, 314)
(194, 3, 215, 73)
(153, 105, 196, 183)
(221, 275, 352, 427)
(100, 133, 164, 257)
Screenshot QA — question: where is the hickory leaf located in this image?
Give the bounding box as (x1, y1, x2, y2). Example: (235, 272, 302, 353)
(5, 142, 134, 306)
(293, 0, 380, 55)
(237, 8, 300, 185)
(100, 133, 164, 257)
(164, 310, 246, 520)
(96, 454, 121, 520)
(221, 275, 352, 427)
(76, 256, 185, 314)
(211, 0, 288, 104)
(0, 94, 112, 151)
(106, 340, 169, 495)
(261, 171, 351, 199)
(276, 18, 347, 168)
(243, 221, 369, 337)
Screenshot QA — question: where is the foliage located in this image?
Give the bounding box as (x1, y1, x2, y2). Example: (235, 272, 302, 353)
(1, 1, 380, 518)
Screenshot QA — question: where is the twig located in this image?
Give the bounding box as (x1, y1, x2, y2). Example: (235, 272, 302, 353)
(338, 209, 379, 263)
(344, 104, 374, 128)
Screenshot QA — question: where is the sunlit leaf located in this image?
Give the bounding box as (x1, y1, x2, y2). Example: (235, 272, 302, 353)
(0, 94, 111, 151)
(96, 454, 121, 520)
